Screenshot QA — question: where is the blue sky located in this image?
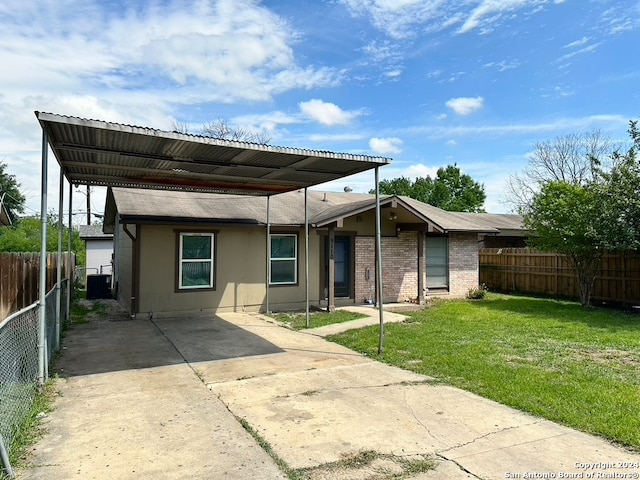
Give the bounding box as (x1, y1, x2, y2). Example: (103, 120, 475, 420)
(1, 0, 638, 219)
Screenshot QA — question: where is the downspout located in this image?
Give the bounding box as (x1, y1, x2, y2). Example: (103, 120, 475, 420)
(122, 223, 137, 318)
(375, 166, 385, 354)
(55, 168, 64, 351)
(38, 130, 48, 385)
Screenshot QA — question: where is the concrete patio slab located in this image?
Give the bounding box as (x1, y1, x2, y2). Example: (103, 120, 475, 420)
(17, 305, 640, 480)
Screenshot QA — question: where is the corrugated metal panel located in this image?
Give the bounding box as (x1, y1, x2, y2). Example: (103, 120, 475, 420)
(37, 112, 391, 196)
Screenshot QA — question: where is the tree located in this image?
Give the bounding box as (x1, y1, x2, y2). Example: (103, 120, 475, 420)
(524, 182, 603, 307)
(520, 120, 640, 308)
(372, 165, 486, 212)
(505, 130, 614, 212)
(0, 216, 85, 266)
(594, 120, 640, 252)
(173, 118, 271, 144)
(0, 161, 26, 224)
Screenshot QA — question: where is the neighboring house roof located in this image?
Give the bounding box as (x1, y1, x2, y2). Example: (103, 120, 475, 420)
(105, 187, 525, 235)
(78, 224, 113, 240)
(36, 112, 391, 196)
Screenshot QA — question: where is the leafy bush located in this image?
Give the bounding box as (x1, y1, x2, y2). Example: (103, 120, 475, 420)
(467, 284, 488, 300)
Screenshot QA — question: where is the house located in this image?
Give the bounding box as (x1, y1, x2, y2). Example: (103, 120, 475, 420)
(78, 225, 114, 283)
(104, 187, 521, 318)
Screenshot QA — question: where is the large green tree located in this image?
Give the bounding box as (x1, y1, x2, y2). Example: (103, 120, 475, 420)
(372, 165, 486, 212)
(0, 161, 26, 224)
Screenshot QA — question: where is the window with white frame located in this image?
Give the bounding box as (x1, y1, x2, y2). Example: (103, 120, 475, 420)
(178, 232, 215, 289)
(270, 234, 297, 285)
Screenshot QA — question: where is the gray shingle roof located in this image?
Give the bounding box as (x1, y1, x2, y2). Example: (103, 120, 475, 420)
(78, 224, 113, 239)
(105, 187, 525, 234)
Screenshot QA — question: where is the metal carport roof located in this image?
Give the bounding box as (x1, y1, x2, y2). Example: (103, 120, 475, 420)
(35, 112, 390, 195)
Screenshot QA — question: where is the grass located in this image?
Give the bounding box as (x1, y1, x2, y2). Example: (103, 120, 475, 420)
(69, 298, 109, 325)
(2, 380, 57, 477)
(269, 310, 367, 330)
(328, 293, 640, 450)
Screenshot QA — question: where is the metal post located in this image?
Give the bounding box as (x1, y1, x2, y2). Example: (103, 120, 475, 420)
(55, 167, 64, 351)
(38, 130, 49, 385)
(67, 184, 73, 321)
(0, 434, 14, 478)
(375, 166, 385, 354)
(305, 188, 310, 328)
(266, 196, 270, 314)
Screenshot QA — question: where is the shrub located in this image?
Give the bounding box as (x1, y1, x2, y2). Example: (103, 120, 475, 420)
(467, 284, 488, 300)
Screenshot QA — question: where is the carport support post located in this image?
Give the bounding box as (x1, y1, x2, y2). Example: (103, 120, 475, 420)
(38, 130, 49, 385)
(305, 188, 310, 328)
(265, 195, 270, 314)
(67, 184, 73, 322)
(55, 167, 64, 351)
(375, 166, 385, 354)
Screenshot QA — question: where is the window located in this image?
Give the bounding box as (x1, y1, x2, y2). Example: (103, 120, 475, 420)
(178, 233, 215, 289)
(270, 234, 297, 285)
(426, 236, 448, 289)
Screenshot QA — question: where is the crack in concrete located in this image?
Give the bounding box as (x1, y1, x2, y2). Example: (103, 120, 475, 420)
(436, 419, 548, 456)
(402, 387, 440, 443)
(435, 453, 485, 479)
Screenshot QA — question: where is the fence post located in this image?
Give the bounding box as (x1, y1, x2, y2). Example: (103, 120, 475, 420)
(38, 129, 49, 385)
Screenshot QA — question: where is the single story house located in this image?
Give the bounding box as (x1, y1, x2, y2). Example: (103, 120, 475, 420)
(78, 224, 114, 280)
(104, 187, 523, 318)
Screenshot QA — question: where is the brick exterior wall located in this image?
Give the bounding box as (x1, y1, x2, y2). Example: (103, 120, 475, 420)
(354, 231, 479, 303)
(448, 232, 480, 297)
(355, 232, 423, 303)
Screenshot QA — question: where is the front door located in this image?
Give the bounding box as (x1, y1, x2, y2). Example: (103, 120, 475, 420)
(325, 236, 352, 298)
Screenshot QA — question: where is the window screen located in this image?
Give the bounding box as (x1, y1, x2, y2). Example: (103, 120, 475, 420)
(426, 236, 448, 289)
(179, 233, 215, 289)
(270, 234, 297, 284)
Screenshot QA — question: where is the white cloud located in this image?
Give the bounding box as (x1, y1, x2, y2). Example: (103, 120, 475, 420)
(445, 96, 484, 115)
(564, 37, 589, 48)
(0, 0, 345, 214)
(458, 0, 544, 34)
(340, 0, 562, 38)
(369, 137, 403, 155)
(299, 99, 358, 126)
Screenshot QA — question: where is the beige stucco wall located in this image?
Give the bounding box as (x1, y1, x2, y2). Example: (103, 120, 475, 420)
(133, 224, 322, 316)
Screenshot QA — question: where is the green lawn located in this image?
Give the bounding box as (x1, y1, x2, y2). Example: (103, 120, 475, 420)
(269, 310, 367, 330)
(328, 294, 640, 450)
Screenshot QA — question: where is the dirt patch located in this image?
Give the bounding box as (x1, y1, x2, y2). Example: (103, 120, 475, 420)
(75, 298, 130, 323)
(298, 450, 435, 480)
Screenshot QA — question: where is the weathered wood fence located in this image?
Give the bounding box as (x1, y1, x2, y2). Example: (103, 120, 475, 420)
(0, 252, 75, 320)
(479, 248, 640, 306)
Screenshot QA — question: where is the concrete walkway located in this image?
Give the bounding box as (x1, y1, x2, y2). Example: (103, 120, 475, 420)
(19, 306, 640, 480)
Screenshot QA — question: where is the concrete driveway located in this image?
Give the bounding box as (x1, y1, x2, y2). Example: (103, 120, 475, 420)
(19, 304, 640, 480)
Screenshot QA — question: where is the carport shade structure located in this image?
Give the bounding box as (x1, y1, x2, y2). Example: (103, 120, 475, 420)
(35, 111, 392, 383)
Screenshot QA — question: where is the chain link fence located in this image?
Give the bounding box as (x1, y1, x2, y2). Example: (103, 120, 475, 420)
(0, 280, 69, 474)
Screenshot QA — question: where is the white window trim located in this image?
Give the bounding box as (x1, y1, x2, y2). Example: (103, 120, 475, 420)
(178, 232, 215, 290)
(270, 233, 298, 285)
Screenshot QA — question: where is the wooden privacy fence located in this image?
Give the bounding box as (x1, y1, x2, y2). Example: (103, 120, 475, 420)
(479, 248, 640, 306)
(0, 252, 75, 320)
